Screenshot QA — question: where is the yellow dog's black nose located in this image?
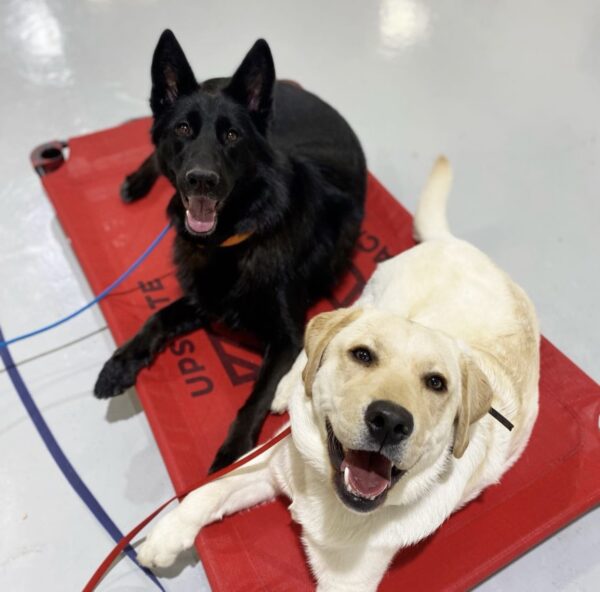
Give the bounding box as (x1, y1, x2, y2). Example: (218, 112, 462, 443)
(365, 400, 413, 445)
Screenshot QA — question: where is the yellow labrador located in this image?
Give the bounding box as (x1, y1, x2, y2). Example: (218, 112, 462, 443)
(138, 157, 540, 592)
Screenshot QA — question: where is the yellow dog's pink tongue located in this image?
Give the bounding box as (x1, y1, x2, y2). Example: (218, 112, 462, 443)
(187, 197, 217, 233)
(341, 449, 392, 498)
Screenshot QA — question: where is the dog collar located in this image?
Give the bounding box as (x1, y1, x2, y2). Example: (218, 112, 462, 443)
(219, 232, 254, 247)
(197, 231, 254, 249)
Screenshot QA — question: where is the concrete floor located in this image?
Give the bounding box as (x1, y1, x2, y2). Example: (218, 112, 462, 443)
(0, 0, 598, 590)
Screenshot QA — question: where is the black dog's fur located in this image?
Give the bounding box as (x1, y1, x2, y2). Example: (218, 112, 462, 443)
(94, 30, 366, 471)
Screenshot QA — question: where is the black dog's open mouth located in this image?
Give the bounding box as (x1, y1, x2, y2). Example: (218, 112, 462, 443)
(184, 196, 218, 235)
(327, 421, 404, 512)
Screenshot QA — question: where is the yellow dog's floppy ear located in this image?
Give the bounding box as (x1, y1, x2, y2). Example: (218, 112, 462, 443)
(302, 308, 362, 398)
(453, 356, 494, 458)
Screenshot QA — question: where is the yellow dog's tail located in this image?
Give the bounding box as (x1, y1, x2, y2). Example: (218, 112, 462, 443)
(413, 156, 453, 242)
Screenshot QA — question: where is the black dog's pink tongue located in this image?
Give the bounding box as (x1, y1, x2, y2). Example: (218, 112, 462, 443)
(187, 197, 217, 233)
(341, 449, 392, 498)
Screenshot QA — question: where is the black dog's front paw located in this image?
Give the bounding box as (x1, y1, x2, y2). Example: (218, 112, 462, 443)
(120, 170, 154, 203)
(94, 352, 140, 399)
(209, 435, 255, 474)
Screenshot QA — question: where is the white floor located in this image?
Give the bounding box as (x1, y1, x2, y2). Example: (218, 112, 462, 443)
(0, 1, 598, 590)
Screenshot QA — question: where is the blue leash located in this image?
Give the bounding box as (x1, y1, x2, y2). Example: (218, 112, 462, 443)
(0, 327, 165, 591)
(0, 223, 171, 348)
(0, 222, 172, 589)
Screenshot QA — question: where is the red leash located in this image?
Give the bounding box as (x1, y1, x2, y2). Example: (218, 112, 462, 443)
(82, 426, 292, 592)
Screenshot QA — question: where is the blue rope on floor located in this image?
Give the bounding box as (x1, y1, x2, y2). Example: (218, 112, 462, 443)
(0, 326, 166, 590)
(0, 223, 173, 587)
(0, 223, 171, 348)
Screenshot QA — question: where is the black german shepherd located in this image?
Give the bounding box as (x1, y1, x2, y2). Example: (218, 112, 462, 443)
(94, 30, 366, 472)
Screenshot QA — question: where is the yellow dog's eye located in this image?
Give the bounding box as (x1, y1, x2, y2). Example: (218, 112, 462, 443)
(425, 374, 447, 392)
(351, 347, 374, 365)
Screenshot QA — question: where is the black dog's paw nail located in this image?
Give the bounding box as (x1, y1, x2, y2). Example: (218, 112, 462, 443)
(120, 179, 136, 203)
(120, 177, 144, 203)
(120, 172, 153, 203)
(93, 356, 136, 399)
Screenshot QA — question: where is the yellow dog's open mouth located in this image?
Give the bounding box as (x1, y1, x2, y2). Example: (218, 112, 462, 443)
(326, 421, 404, 512)
(341, 449, 393, 499)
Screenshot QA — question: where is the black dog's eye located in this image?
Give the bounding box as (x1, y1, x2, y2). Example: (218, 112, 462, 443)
(351, 347, 374, 366)
(424, 374, 447, 392)
(225, 129, 239, 143)
(175, 122, 192, 137)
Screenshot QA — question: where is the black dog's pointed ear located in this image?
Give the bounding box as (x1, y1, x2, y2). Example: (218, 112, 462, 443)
(224, 39, 275, 133)
(150, 30, 197, 115)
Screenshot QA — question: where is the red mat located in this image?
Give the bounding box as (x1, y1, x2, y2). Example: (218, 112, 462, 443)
(35, 118, 600, 591)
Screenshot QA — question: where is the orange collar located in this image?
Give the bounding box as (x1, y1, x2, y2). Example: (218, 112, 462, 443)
(204, 231, 254, 248)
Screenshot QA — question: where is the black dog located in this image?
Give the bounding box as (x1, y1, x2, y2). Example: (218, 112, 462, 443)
(94, 30, 366, 472)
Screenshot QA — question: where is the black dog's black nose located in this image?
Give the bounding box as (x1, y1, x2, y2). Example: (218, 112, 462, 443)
(185, 168, 220, 192)
(365, 400, 414, 445)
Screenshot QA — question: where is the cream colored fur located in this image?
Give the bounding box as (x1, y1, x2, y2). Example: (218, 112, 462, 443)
(138, 157, 540, 592)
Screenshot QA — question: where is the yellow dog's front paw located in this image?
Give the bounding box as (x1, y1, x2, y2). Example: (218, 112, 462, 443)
(137, 510, 198, 569)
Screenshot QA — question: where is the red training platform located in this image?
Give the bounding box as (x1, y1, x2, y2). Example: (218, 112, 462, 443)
(35, 118, 600, 591)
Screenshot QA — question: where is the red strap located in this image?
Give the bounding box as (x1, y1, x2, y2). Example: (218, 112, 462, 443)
(83, 426, 292, 592)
